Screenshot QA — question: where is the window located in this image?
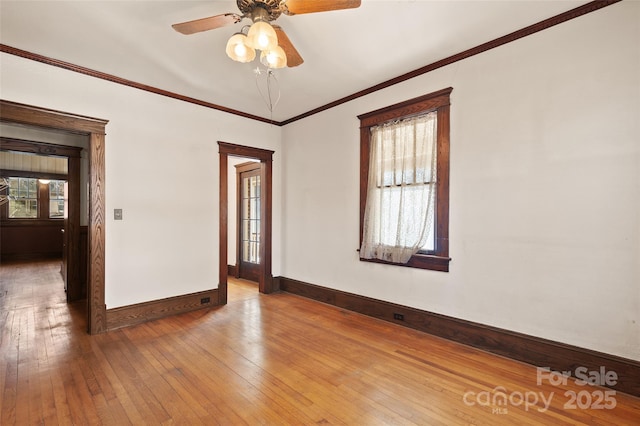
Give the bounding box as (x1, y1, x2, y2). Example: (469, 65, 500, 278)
(48, 180, 66, 218)
(8, 177, 38, 218)
(1, 176, 67, 220)
(241, 173, 261, 264)
(358, 88, 452, 272)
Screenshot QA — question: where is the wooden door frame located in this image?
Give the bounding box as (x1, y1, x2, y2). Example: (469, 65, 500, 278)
(218, 141, 274, 304)
(0, 99, 108, 334)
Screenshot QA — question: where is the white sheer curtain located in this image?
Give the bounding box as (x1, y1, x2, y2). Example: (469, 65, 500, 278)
(360, 111, 438, 263)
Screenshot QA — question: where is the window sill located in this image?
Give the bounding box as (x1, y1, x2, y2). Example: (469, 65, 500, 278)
(360, 253, 450, 272)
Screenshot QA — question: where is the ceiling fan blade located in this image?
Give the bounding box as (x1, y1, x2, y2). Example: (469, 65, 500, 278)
(273, 26, 304, 67)
(284, 0, 361, 15)
(172, 13, 242, 35)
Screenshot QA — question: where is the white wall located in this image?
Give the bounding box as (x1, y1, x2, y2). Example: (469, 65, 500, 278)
(0, 53, 282, 308)
(281, 3, 640, 360)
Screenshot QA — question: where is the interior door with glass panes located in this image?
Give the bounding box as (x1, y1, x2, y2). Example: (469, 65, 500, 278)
(237, 163, 261, 282)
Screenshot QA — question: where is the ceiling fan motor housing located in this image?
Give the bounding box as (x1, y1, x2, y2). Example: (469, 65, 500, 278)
(237, 0, 284, 22)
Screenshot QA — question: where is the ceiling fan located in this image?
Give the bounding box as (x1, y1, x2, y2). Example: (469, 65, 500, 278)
(172, 0, 361, 68)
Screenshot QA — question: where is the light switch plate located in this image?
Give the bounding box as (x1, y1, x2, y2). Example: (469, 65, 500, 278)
(114, 209, 123, 220)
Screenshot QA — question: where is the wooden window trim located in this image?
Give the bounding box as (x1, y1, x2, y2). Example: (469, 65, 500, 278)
(358, 88, 452, 272)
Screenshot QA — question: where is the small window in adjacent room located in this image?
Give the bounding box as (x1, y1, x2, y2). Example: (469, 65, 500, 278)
(7, 177, 38, 218)
(48, 180, 67, 218)
(358, 88, 452, 272)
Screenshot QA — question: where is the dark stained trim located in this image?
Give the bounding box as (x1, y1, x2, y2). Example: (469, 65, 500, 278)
(106, 289, 220, 330)
(278, 276, 640, 398)
(359, 88, 452, 272)
(0, 44, 278, 126)
(0, 99, 107, 134)
(0, 137, 83, 158)
(0, 1, 620, 126)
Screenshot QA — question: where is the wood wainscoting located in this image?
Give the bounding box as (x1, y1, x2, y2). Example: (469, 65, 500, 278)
(227, 263, 238, 278)
(277, 276, 640, 398)
(0, 221, 63, 260)
(106, 288, 219, 331)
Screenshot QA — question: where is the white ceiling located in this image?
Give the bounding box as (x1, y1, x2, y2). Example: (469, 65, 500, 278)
(1, 0, 589, 122)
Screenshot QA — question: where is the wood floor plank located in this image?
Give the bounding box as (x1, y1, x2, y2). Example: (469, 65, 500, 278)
(88, 335, 147, 425)
(100, 331, 174, 424)
(48, 362, 74, 425)
(142, 337, 248, 423)
(158, 317, 336, 424)
(1, 259, 639, 425)
(38, 370, 60, 426)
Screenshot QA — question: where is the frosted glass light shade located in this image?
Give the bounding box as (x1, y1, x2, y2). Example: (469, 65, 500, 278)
(260, 45, 287, 69)
(226, 33, 256, 63)
(246, 21, 278, 51)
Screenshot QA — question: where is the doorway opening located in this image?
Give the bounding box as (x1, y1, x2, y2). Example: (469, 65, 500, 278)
(0, 100, 108, 334)
(0, 138, 85, 304)
(218, 142, 274, 305)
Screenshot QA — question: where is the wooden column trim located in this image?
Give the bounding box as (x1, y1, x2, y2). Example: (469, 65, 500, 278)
(89, 132, 107, 333)
(219, 150, 229, 305)
(262, 158, 273, 293)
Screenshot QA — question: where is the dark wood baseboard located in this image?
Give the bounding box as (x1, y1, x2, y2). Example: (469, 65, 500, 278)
(278, 276, 640, 397)
(0, 252, 62, 262)
(106, 288, 219, 331)
(227, 264, 238, 278)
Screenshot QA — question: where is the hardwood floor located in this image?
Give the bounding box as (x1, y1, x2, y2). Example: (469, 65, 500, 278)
(1, 259, 639, 425)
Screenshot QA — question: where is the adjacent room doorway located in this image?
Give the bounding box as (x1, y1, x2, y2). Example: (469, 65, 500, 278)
(0, 100, 108, 334)
(0, 138, 84, 302)
(218, 141, 274, 305)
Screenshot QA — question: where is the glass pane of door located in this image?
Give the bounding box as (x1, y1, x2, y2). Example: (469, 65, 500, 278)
(241, 174, 261, 264)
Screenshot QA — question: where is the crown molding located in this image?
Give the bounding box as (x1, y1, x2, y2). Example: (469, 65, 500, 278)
(281, 0, 621, 125)
(1, 1, 620, 126)
(0, 44, 279, 126)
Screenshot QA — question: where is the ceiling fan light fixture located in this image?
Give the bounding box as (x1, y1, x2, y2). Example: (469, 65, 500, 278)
(246, 21, 278, 51)
(260, 45, 287, 69)
(226, 33, 256, 62)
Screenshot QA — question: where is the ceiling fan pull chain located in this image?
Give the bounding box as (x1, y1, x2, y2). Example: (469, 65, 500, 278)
(254, 66, 281, 115)
(267, 69, 281, 113)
